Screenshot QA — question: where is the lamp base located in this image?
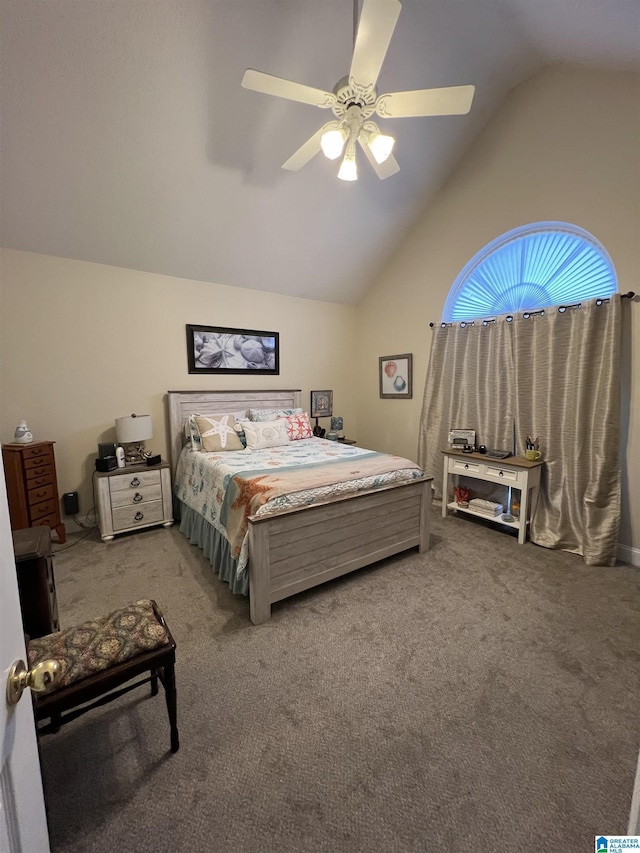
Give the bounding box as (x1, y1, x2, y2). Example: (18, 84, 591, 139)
(123, 443, 152, 465)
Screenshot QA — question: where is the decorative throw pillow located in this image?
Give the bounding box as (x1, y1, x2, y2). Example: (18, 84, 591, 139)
(248, 407, 303, 422)
(284, 412, 313, 441)
(187, 414, 202, 452)
(242, 419, 290, 450)
(194, 414, 244, 452)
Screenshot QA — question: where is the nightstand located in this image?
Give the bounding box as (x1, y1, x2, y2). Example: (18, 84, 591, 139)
(94, 461, 173, 541)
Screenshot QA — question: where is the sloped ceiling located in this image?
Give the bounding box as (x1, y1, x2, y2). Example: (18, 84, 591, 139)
(1, 0, 638, 304)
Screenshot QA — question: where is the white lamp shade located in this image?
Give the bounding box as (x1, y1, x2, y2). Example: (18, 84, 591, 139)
(116, 414, 153, 444)
(321, 128, 346, 160)
(367, 131, 395, 164)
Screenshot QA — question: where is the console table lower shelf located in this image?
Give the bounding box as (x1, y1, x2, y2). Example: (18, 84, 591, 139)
(442, 451, 544, 544)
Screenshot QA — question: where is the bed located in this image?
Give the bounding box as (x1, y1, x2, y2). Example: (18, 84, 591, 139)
(167, 390, 432, 624)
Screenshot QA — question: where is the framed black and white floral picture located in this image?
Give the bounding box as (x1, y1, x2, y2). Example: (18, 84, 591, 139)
(186, 324, 279, 375)
(379, 353, 412, 399)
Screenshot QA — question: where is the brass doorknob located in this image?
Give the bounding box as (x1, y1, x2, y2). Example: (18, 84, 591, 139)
(6, 658, 61, 706)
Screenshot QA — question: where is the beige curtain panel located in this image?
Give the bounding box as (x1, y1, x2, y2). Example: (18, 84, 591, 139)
(419, 295, 622, 566)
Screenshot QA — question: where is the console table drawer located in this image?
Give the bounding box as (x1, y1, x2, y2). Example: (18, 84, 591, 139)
(112, 501, 164, 531)
(448, 458, 482, 475)
(110, 484, 162, 508)
(483, 464, 521, 484)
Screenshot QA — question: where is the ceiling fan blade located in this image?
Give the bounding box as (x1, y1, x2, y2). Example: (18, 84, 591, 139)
(349, 0, 402, 88)
(375, 85, 475, 118)
(242, 69, 335, 109)
(358, 135, 400, 180)
(281, 125, 334, 171)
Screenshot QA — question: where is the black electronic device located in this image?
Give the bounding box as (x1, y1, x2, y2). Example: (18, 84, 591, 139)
(95, 456, 117, 472)
(63, 491, 79, 515)
(146, 454, 162, 466)
(98, 442, 117, 459)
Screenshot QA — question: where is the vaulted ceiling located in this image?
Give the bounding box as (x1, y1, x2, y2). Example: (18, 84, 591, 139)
(1, 0, 638, 304)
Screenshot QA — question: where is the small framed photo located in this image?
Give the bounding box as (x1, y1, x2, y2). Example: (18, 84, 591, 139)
(379, 354, 413, 399)
(310, 390, 333, 418)
(186, 324, 279, 375)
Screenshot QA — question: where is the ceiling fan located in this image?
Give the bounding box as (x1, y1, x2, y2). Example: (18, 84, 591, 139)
(241, 0, 475, 181)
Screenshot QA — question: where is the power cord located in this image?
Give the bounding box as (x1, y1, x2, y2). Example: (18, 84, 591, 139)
(52, 525, 96, 553)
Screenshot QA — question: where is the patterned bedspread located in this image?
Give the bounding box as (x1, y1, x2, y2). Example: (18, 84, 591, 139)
(174, 438, 424, 575)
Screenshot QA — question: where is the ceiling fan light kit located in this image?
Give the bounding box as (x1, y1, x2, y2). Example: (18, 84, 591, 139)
(241, 0, 475, 181)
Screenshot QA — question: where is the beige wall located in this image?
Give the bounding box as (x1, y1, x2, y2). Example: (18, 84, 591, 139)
(355, 67, 640, 553)
(0, 251, 356, 523)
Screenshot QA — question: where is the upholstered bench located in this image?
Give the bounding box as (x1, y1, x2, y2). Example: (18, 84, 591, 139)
(28, 599, 179, 753)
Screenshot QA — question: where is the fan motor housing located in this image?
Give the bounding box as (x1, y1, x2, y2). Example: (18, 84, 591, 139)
(332, 76, 376, 119)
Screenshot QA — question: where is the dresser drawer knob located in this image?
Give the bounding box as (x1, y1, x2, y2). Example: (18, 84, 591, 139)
(134, 511, 144, 521)
(130, 477, 140, 488)
(133, 492, 143, 503)
(499, 470, 504, 477)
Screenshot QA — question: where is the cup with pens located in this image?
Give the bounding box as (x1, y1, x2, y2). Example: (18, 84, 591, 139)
(524, 436, 541, 462)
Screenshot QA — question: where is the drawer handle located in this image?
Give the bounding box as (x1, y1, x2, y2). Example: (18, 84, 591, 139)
(130, 477, 141, 488)
(133, 493, 143, 503)
(134, 511, 144, 521)
(499, 471, 504, 477)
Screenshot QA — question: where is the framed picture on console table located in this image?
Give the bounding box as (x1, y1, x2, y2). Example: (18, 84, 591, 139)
(186, 324, 279, 375)
(379, 353, 412, 399)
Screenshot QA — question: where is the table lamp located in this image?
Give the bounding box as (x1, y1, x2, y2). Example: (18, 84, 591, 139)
(115, 414, 153, 465)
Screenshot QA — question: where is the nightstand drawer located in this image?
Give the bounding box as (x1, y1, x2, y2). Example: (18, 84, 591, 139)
(27, 484, 55, 506)
(110, 484, 162, 508)
(112, 501, 164, 531)
(109, 470, 161, 493)
(483, 464, 520, 484)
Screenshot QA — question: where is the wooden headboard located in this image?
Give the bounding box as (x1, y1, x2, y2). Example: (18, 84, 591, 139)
(166, 389, 302, 478)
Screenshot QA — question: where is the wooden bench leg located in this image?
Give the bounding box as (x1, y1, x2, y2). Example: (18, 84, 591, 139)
(162, 661, 179, 753)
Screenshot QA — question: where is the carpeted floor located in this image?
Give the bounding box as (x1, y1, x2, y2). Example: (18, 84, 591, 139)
(39, 508, 640, 852)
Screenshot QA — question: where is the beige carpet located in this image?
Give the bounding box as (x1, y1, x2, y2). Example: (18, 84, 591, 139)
(39, 508, 640, 852)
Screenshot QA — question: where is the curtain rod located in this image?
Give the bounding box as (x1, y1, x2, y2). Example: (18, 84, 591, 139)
(429, 291, 636, 328)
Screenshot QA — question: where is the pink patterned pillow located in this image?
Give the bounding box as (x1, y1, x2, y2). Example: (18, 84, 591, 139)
(285, 412, 313, 441)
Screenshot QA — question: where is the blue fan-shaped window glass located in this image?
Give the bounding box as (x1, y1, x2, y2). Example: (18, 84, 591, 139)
(443, 222, 617, 322)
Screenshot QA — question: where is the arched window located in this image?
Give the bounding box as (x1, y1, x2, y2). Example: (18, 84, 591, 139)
(443, 222, 617, 322)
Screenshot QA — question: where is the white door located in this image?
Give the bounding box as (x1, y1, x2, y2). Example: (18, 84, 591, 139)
(0, 455, 50, 852)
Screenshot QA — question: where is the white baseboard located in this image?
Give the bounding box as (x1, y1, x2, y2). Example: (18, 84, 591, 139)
(618, 543, 640, 567)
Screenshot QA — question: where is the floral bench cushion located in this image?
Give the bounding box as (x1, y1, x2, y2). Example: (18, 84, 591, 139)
(27, 599, 170, 693)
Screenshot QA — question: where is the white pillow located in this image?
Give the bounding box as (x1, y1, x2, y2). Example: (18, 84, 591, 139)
(248, 407, 303, 422)
(242, 419, 290, 450)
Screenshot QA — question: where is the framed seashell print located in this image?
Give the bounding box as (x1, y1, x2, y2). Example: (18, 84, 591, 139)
(186, 324, 279, 374)
(379, 353, 412, 399)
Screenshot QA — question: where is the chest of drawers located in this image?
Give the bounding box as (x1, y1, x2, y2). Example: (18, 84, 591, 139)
(94, 461, 173, 541)
(2, 441, 66, 544)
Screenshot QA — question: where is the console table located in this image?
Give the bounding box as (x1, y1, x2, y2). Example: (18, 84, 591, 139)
(442, 450, 544, 544)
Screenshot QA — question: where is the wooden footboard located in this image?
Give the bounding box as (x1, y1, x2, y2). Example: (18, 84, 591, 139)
(247, 477, 432, 624)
